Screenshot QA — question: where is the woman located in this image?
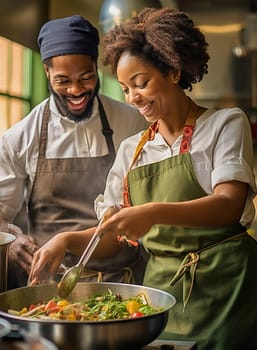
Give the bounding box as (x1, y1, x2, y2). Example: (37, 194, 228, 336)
(30, 8, 257, 349)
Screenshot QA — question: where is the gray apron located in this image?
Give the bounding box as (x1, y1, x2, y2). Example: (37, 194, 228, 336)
(125, 122, 257, 350)
(29, 98, 115, 244)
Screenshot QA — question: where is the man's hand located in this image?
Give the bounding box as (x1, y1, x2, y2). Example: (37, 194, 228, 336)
(8, 224, 39, 275)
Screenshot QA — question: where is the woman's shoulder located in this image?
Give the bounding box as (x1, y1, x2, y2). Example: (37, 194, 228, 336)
(200, 106, 247, 120)
(197, 107, 249, 129)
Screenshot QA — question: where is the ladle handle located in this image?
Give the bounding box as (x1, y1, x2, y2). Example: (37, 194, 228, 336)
(78, 207, 117, 267)
(78, 231, 102, 267)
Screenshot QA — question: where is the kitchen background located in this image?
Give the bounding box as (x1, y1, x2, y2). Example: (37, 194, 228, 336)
(0, 0, 257, 233)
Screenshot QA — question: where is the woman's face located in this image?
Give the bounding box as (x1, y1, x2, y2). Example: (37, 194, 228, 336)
(117, 51, 178, 123)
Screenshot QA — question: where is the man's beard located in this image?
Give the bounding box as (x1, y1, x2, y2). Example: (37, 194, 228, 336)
(49, 80, 100, 122)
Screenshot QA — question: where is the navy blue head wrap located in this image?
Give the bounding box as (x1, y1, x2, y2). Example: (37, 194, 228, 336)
(38, 15, 99, 61)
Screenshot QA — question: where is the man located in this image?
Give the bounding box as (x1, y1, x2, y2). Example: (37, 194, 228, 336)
(0, 15, 147, 288)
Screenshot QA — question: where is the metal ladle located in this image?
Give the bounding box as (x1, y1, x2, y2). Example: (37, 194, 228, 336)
(58, 207, 117, 298)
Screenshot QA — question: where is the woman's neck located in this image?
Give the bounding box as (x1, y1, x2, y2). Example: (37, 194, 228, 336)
(158, 97, 206, 146)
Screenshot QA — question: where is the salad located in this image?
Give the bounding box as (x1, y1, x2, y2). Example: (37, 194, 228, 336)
(8, 289, 162, 321)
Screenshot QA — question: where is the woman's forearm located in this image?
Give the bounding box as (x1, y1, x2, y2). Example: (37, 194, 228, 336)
(64, 226, 121, 258)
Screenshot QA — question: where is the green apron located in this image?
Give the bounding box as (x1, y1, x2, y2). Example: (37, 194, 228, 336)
(126, 123, 257, 350)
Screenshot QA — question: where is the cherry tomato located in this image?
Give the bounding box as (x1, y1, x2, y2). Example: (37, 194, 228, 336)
(45, 300, 60, 313)
(130, 311, 144, 318)
(46, 306, 60, 315)
(28, 304, 37, 311)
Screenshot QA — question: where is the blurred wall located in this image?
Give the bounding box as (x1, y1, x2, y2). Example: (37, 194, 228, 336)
(0, 0, 49, 51)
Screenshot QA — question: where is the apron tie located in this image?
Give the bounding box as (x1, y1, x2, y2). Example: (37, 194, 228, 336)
(170, 252, 199, 310)
(169, 232, 247, 309)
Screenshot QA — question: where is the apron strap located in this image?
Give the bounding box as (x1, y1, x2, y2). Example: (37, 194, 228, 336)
(97, 97, 115, 157)
(179, 125, 194, 154)
(38, 99, 50, 159)
(123, 121, 158, 207)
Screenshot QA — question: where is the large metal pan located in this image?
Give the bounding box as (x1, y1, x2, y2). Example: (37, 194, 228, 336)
(0, 282, 176, 350)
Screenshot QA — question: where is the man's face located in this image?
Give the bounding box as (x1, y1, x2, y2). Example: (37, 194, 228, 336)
(44, 54, 99, 121)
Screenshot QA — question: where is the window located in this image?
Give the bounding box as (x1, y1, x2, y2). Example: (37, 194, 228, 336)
(0, 36, 48, 136)
(0, 37, 32, 135)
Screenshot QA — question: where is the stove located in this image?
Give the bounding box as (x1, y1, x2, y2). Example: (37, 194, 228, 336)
(1, 326, 58, 350)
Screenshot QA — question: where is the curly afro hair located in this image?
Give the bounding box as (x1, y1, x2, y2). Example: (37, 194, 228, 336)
(102, 7, 210, 91)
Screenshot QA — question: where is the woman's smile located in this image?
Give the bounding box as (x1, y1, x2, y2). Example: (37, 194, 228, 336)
(137, 101, 154, 116)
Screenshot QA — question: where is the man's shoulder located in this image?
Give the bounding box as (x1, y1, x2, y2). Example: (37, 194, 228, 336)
(98, 94, 140, 116)
(21, 98, 48, 123)
(98, 94, 148, 136)
(3, 99, 48, 138)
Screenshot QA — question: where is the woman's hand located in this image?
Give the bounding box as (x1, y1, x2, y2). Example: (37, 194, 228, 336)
(28, 233, 68, 285)
(98, 204, 155, 241)
(98, 180, 249, 238)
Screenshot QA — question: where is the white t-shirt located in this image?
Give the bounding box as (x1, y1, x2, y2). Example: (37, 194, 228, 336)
(95, 107, 256, 228)
(0, 94, 147, 222)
